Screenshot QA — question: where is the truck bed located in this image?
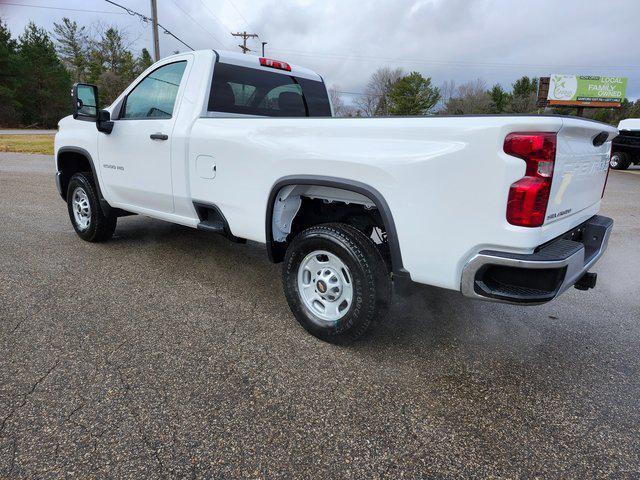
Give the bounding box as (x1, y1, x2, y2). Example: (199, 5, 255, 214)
(186, 115, 617, 289)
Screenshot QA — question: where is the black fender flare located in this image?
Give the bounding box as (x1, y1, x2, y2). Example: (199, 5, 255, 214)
(265, 175, 408, 276)
(56, 146, 113, 216)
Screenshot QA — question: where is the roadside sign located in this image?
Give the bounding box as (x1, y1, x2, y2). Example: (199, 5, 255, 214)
(547, 75, 627, 107)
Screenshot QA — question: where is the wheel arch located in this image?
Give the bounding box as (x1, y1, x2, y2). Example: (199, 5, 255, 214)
(265, 175, 407, 275)
(56, 146, 112, 216)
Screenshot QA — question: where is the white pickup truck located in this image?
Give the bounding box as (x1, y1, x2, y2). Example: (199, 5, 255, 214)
(55, 50, 616, 343)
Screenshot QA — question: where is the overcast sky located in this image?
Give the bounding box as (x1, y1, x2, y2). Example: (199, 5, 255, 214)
(2, 0, 639, 100)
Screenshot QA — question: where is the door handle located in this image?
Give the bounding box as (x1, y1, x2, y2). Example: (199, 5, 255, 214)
(150, 133, 168, 140)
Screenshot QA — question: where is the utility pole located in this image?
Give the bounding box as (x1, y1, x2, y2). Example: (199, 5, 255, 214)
(231, 31, 258, 54)
(261, 42, 267, 57)
(150, 0, 160, 61)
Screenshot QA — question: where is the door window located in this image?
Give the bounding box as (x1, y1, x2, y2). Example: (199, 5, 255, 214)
(121, 61, 187, 119)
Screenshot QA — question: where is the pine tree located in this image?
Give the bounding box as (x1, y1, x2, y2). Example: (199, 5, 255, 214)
(489, 84, 510, 113)
(511, 76, 538, 97)
(388, 72, 440, 116)
(52, 17, 89, 82)
(96, 27, 129, 73)
(17, 22, 71, 127)
(135, 48, 153, 76)
(510, 76, 538, 113)
(0, 18, 21, 126)
(86, 48, 104, 85)
(89, 26, 138, 104)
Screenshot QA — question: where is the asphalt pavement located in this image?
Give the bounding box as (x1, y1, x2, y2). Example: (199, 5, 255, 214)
(1, 153, 639, 478)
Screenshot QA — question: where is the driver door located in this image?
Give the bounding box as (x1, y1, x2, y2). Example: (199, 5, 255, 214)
(98, 60, 188, 213)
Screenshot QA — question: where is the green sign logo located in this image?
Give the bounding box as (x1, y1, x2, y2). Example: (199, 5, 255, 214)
(549, 75, 627, 103)
(551, 75, 577, 100)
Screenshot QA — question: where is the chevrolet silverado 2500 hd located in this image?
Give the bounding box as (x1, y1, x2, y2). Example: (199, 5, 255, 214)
(55, 50, 616, 343)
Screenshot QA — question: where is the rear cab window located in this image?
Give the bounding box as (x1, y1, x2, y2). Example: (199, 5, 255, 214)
(207, 62, 331, 117)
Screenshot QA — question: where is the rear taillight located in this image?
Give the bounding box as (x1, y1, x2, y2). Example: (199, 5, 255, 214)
(504, 132, 557, 227)
(259, 57, 291, 71)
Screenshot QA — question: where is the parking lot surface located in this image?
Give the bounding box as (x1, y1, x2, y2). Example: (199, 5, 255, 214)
(1, 153, 639, 478)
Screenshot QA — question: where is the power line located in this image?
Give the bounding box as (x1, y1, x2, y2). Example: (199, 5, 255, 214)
(160, 29, 194, 52)
(9, 1, 634, 72)
(225, 0, 251, 29)
(224, 0, 262, 53)
(168, 0, 226, 48)
(3, 1, 194, 52)
(104, 0, 194, 52)
(197, 0, 235, 42)
(1, 2, 125, 15)
(199, 1, 260, 54)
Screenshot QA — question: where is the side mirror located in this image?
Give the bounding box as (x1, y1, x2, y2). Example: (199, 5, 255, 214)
(97, 110, 114, 134)
(72, 83, 114, 134)
(72, 83, 98, 120)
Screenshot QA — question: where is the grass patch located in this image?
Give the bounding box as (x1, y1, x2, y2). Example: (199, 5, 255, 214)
(0, 135, 55, 155)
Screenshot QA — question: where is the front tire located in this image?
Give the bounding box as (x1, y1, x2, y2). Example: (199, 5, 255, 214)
(282, 223, 390, 344)
(610, 151, 630, 170)
(66, 172, 117, 242)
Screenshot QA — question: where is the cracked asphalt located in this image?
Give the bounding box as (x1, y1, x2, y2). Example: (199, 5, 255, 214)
(1, 152, 639, 479)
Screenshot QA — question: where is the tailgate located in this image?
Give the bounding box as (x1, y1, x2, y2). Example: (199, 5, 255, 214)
(545, 118, 618, 225)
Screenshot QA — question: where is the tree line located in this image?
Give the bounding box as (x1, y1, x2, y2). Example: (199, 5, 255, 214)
(0, 17, 152, 128)
(1, 16, 637, 128)
(330, 67, 639, 124)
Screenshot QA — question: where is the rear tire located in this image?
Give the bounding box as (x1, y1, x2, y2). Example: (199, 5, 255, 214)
(67, 172, 117, 242)
(282, 223, 390, 344)
(610, 151, 630, 170)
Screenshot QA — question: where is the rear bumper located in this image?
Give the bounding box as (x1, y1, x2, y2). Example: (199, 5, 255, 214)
(461, 215, 613, 304)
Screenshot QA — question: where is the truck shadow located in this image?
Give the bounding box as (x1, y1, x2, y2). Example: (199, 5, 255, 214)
(97, 216, 640, 416)
(108, 215, 614, 367)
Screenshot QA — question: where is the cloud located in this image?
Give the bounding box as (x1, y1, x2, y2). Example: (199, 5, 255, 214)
(2, 0, 638, 99)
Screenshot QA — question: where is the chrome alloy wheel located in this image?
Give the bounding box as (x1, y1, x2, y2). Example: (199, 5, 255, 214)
(610, 153, 620, 168)
(297, 250, 354, 323)
(72, 187, 91, 231)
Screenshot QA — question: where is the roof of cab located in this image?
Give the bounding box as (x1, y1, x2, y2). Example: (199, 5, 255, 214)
(213, 49, 323, 82)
